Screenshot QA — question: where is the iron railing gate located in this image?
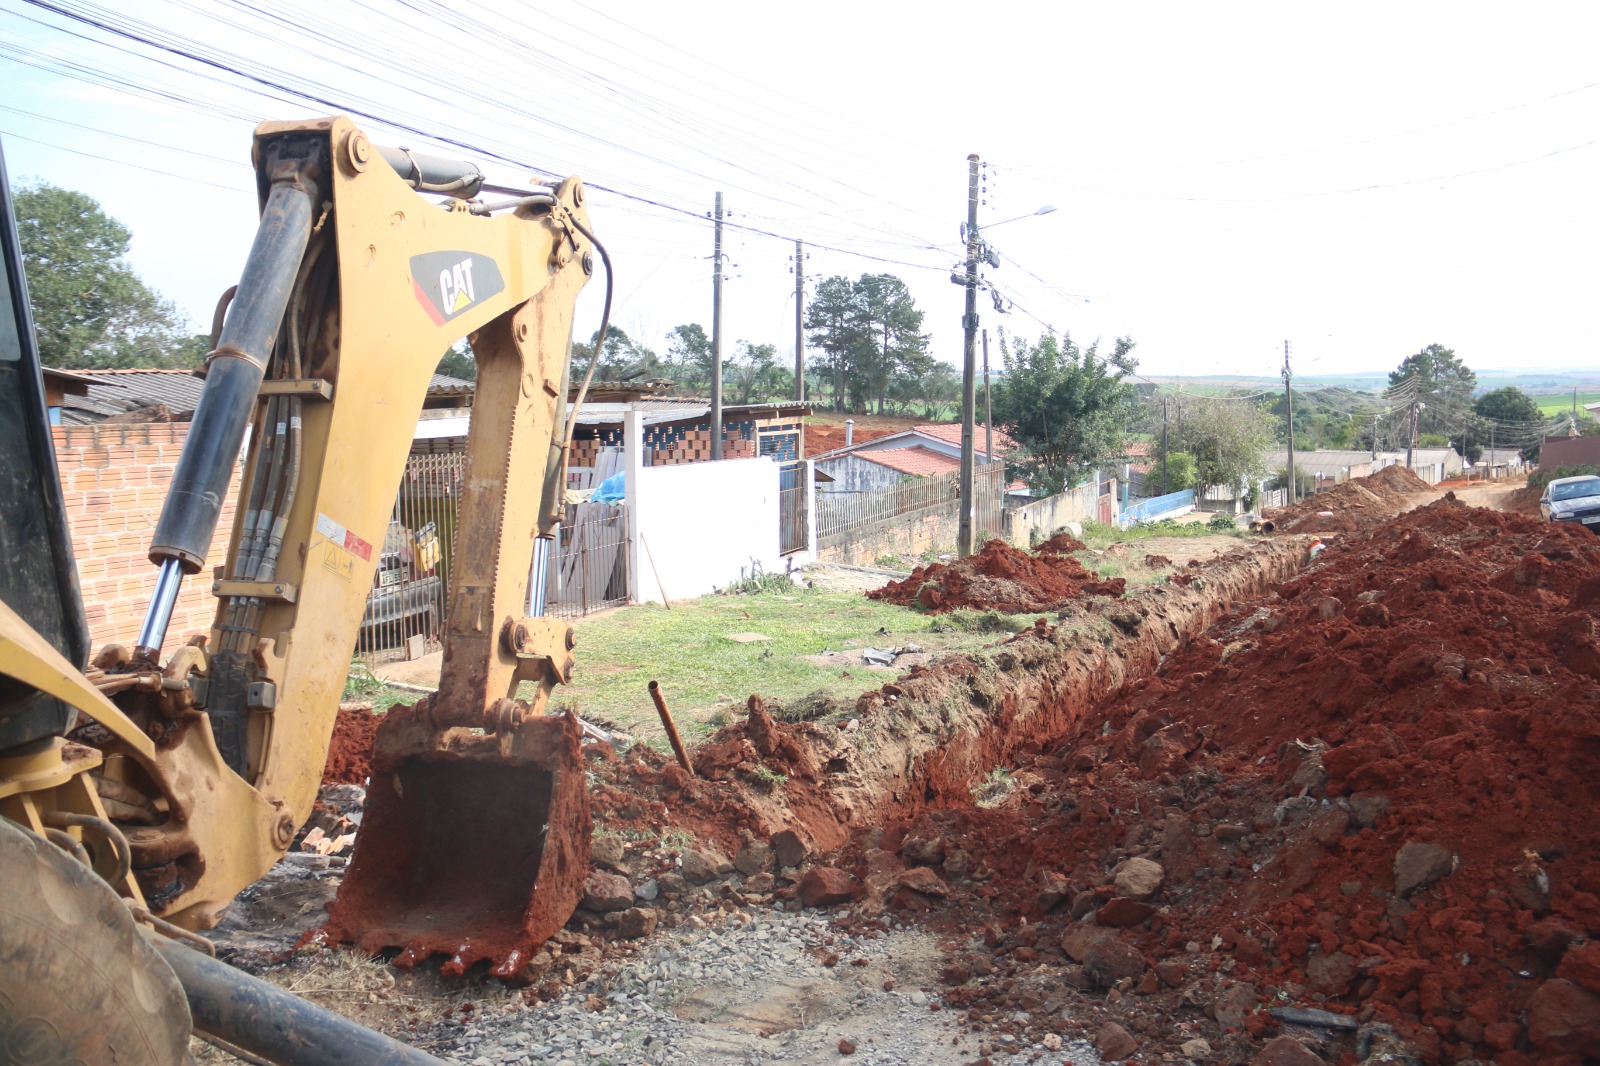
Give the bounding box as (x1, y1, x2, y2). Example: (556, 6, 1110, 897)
(778, 461, 808, 555)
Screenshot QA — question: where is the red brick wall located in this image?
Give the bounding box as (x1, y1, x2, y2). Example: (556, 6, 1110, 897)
(53, 423, 242, 651)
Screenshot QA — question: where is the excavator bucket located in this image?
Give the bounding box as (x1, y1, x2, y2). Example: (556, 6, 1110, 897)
(322, 703, 591, 978)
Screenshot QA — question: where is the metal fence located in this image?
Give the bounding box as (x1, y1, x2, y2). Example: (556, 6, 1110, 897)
(547, 502, 630, 619)
(356, 452, 631, 667)
(355, 452, 463, 665)
(778, 461, 809, 555)
(816, 465, 1005, 549)
(1119, 489, 1196, 527)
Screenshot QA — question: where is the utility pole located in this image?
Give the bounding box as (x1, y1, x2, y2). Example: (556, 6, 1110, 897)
(710, 192, 724, 460)
(1282, 341, 1296, 505)
(1371, 413, 1380, 457)
(982, 329, 993, 470)
(957, 153, 980, 558)
(1159, 398, 1169, 495)
(792, 239, 805, 403)
(1406, 396, 1418, 470)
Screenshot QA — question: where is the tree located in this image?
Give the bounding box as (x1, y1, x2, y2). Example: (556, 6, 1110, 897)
(1171, 397, 1276, 493)
(727, 341, 788, 404)
(664, 323, 711, 390)
(991, 330, 1138, 496)
(803, 273, 928, 413)
(572, 324, 661, 381)
(16, 183, 200, 368)
(1389, 343, 1476, 442)
(1474, 386, 1544, 461)
(436, 341, 477, 380)
(1163, 451, 1197, 491)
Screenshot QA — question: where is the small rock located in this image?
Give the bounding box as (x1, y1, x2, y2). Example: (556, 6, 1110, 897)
(590, 833, 626, 870)
(1306, 951, 1358, 996)
(734, 841, 771, 876)
(1392, 841, 1452, 897)
(656, 872, 687, 896)
(770, 829, 807, 869)
(1095, 896, 1154, 928)
(797, 866, 856, 908)
(1348, 792, 1389, 828)
(1251, 1035, 1324, 1065)
(1527, 978, 1600, 1055)
(897, 866, 949, 897)
(615, 907, 658, 939)
(1095, 1022, 1139, 1062)
(1213, 982, 1257, 1029)
(900, 832, 946, 867)
(581, 871, 633, 913)
(1083, 936, 1146, 986)
(942, 848, 971, 880)
(1042, 1033, 1062, 1051)
(1214, 823, 1250, 843)
(910, 991, 928, 1006)
(634, 879, 659, 902)
(1180, 1037, 1212, 1059)
(1557, 940, 1600, 995)
(837, 1037, 857, 1055)
(681, 846, 734, 885)
(1113, 857, 1164, 900)
(1035, 870, 1070, 912)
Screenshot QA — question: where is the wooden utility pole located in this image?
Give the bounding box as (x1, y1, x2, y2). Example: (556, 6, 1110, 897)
(982, 329, 993, 469)
(710, 192, 724, 460)
(957, 153, 980, 558)
(1159, 397, 1169, 495)
(793, 239, 805, 402)
(1282, 341, 1296, 504)
(1406, 396, 1418, 470)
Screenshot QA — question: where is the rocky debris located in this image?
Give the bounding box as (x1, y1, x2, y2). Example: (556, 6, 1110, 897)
(1112, 856, 1164, 900)
(679, 846, 734, 885)
(896, 866, 948, 897)
(1264, 464, 1432, 534)
(590, 832, 626, 870)
(1526, 979, 1600, 1056)
(1391, 841, 1452, 897)
(771, 829, 808, 870)
(733, 839, 770, 876)
(1095, 1022, 1139, 1061)
(581, 872, 634, 914)
(613, 907, 658, 940)
(1251, 1034, 1325, 1065)
(798, 866, 856, 908)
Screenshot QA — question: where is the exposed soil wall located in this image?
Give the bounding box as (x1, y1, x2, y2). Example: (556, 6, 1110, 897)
(867, 534, 1126, 613)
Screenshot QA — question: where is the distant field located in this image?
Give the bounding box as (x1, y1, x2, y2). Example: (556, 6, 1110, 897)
(1536, 393, 1600, 415)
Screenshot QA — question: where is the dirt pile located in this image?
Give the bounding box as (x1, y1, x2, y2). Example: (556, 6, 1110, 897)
(323, 704, 380, 785)
(1266, 464, 1432, 533)
(894, 498, 1600, 1064)
(866, 534, 1126, 613)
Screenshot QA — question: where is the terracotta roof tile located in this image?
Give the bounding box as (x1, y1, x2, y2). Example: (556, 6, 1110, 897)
(857, 446, 961, 477)
(914, 422, 1016, 454)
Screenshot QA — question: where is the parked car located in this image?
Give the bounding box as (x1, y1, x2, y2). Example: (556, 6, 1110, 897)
(1538, 475, 1600, 528)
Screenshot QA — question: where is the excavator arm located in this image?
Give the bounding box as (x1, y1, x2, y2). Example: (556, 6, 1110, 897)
(2, 116, 597, 962)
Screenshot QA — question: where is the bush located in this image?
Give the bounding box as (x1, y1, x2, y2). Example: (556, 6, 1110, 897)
(1207, 512, 1238, 531)
(1529, 464, 1600, 491)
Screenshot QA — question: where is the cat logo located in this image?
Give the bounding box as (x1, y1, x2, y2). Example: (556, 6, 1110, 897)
(410, 250, 506, 325)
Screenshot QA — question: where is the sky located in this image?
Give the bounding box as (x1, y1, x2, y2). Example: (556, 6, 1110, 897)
(2, 0, 1599, 384)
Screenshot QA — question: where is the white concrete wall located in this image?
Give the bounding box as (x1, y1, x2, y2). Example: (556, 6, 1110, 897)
(631, 456, 786, 604)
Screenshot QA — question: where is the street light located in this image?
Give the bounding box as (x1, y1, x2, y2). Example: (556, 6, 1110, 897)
(956, 170, 1059, 557)
(982, 204, 1057, 231)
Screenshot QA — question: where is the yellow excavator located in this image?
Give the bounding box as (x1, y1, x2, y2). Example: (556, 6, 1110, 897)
(0, 115, 606, 1063)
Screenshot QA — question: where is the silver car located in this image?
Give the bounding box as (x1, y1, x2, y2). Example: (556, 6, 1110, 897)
(1539, 474, 1600, 528)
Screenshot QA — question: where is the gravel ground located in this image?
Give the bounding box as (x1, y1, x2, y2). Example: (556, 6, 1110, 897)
(433, 908, 1101, 1066)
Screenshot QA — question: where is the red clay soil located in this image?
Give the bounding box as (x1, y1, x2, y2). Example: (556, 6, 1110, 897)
(866, 534, 1126, 613)
(803, 421, 898, 457)
(1266, 464, 1433, 534)
(897, 497, 1600, 1064)
(323, 705, 379, 785)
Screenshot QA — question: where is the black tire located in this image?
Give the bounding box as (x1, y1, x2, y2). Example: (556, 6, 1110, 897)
(0, 816, 192, 1064)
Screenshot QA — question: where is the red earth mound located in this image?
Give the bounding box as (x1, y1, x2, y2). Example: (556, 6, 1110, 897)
(867, 535, 1125, 613)
(907, 498, 1600, 1063)
(322, 704, 379, 785)
(1267, 464, 1433, 534)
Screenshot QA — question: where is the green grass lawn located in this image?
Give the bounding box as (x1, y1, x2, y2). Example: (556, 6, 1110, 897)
(524, 590, 1036, 749)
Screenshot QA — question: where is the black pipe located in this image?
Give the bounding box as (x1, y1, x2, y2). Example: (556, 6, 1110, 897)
(148, 174, 316, 574)
(376, 145, 483, 198)
(150, 936, 448, 1066)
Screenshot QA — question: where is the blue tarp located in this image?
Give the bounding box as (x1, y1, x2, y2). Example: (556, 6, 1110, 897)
(1120, 489, 1195, 527)
(592, 471, 625, 502)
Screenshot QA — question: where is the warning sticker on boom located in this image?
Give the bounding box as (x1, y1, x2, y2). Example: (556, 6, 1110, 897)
(315, 512, 373, 562)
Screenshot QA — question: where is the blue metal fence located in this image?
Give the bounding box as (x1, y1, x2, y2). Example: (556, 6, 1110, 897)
(1119, 489, 1195, 528)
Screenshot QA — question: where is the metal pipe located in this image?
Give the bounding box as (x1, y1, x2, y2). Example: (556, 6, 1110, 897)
(41, 811, 131, 886)
(134, 558, 185, 660)
(148, 935, 449, 1066)
(528, 535, 551, 617)
(375, 145, 483, 199)
(648, 681, 694, 775)
(140, 171, 317, 657)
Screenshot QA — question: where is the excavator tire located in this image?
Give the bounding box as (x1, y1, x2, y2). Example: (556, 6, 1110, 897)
(0, 816, 193, 1065)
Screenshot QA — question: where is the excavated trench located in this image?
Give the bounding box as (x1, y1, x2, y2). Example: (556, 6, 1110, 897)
(616, 537, 1312, 855)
